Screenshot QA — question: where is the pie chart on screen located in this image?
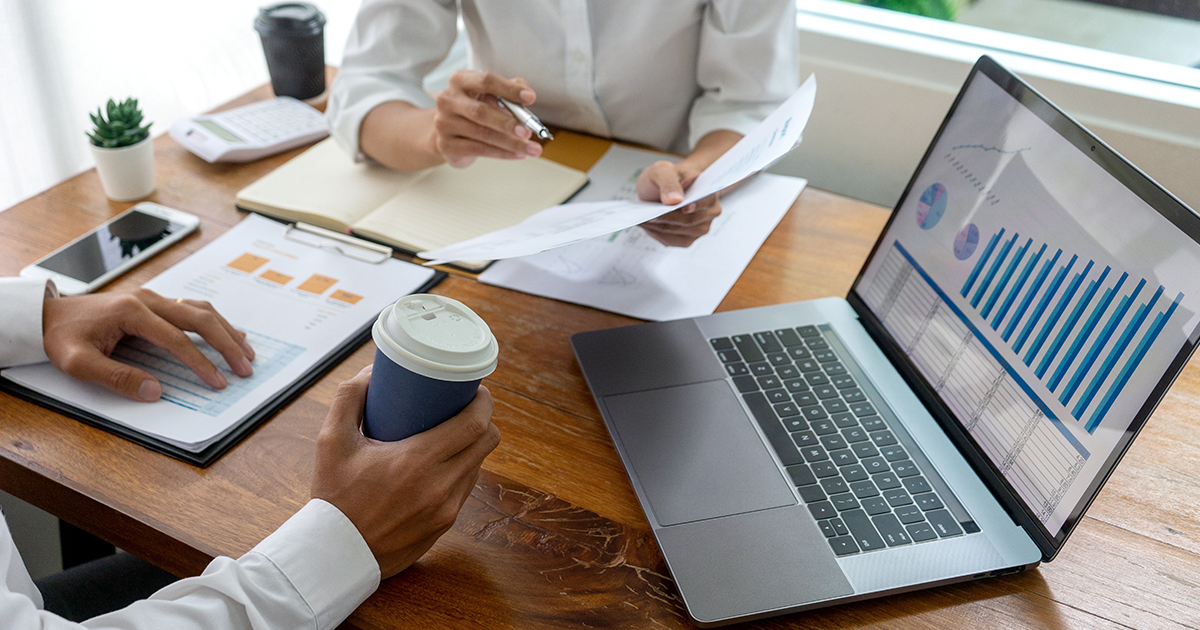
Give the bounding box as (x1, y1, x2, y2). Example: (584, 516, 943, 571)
(916, 183, 947, 230)
(955, 223, 979, 260)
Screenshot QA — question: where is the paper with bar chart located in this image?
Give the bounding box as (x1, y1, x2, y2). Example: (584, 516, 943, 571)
(2, 214, 436, 452)
(856, 72, 1200, 535)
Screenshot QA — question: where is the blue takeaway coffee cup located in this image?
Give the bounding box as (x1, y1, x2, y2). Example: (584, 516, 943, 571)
(363, 294, 499, 442)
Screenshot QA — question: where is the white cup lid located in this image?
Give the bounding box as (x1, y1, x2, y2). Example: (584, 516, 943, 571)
(373, 294, 498, 381)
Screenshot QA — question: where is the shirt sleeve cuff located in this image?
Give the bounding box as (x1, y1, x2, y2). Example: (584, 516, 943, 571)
(0, 277, 56, 369)
(251, 499, 381, 629)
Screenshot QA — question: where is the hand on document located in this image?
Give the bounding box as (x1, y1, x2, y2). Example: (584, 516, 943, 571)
(41, 288, 255, 402)
(311, 366, 501, 578)
(634, 129, 744, 247)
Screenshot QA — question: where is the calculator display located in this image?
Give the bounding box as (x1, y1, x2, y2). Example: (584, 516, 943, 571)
(198, 119, 244, 143)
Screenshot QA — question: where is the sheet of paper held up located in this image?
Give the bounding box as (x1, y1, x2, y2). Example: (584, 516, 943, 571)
(478, 144, 806, 321)
(1, 215, 436, 452)
(421, 75, 816, 265)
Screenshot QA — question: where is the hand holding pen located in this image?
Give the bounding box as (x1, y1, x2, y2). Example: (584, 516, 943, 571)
(430, 70, 549, 168)
(498, 98, 553, 141)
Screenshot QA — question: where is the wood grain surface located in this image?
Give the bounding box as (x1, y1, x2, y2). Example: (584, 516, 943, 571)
(1, 81, 1198, 630)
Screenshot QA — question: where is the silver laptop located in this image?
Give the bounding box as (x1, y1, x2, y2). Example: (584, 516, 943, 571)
(571, 56, 1200, 627)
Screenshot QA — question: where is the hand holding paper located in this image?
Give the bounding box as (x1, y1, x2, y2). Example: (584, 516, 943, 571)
(420, 75, 817, 265)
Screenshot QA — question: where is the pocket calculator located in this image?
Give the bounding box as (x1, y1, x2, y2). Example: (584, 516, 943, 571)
(169, 96, 330, 163)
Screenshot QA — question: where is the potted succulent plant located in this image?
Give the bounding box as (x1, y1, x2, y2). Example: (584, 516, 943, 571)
(88, 97, 156, 201)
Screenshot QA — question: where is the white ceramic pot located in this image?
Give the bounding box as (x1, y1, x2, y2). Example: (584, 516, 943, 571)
(91, 137, 156, 201)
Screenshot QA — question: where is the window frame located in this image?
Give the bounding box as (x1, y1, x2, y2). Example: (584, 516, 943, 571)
(779, 0, 1200, 210)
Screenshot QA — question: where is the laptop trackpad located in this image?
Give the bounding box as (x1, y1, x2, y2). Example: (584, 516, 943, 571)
(603, 380, 796, 527)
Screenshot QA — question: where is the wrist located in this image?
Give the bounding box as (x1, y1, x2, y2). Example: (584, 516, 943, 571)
(40, 281, 61, 342)
(419, 118, 446, 168)
(360, 103, 445, 172)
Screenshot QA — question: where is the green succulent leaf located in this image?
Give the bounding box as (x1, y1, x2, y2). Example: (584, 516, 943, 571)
(88, 96, 153, 147)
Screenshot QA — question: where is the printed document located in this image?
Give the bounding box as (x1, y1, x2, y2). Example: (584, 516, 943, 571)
(421, 75, 816, 264)
(2, 215, 436, 452)
(479, 144, 806, 320)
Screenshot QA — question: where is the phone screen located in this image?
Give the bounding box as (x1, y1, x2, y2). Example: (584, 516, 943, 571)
(39, 210, 189, 283)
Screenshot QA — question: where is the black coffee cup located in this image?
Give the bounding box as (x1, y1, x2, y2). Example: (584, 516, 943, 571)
(254, 3, 327, 100)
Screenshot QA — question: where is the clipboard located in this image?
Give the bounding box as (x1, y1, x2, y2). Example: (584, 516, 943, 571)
(0, 215, 447, 467)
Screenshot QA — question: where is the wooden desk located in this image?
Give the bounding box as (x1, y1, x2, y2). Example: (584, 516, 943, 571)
(2, 83, 1199, 630)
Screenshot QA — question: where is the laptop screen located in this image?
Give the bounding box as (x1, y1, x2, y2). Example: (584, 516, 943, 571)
(851, 58, 1200, 546)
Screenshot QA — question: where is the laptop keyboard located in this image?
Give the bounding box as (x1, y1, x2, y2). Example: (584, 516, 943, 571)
(710, 324, 976, 556)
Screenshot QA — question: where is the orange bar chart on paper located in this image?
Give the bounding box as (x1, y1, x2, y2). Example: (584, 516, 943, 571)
(227, 253, 269, 274)
(297, 274, 338, 294)
(260, 270, 294, 285)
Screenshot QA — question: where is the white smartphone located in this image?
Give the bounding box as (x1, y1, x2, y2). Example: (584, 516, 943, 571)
(20, 202, 200, 295)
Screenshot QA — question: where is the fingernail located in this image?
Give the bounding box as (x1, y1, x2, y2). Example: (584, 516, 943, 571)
(213, 372, 227, 389)
(241, 339, 256, 360)
(526, 142, 542, 156)
(238, 357, 254, 376)
(514, 125, 530, 139)
(359, 364, 374, 375)
(138, 380, 162, 402)
(519, 89, 535, 104)
(666, 193, 684, 205)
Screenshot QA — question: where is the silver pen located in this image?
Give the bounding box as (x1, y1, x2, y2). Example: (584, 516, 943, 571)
(498, 97, 554, 141)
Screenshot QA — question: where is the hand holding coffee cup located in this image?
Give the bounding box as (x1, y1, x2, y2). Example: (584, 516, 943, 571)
(364, 294, 498, 442)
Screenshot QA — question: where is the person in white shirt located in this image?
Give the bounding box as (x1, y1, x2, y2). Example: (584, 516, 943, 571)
(326, 0, 799, 247)
(0, 277, 500, 628)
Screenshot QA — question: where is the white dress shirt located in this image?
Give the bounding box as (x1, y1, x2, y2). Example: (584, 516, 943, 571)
(0, 277, 381, 628)
(327, 0, 799, 158)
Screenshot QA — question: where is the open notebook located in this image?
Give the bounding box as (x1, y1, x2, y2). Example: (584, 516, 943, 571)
(235, 138, 589, 271)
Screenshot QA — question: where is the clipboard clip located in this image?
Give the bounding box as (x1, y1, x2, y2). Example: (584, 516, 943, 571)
(282, 222, 393, 264)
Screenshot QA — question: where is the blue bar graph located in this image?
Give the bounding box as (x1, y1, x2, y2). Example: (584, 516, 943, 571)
(1053, 273, 1126, 395)
(983, 237, 1030, 320)
(1085, 292, 1183, 433)
(1003, 249, 1061, 343)
(992, 241, 1043, 331)
(1039, 267, 1110, 382)
(1014, 255, 1075, 354)
(962, 228, 1005, 298)
(960, 227, 1185, 434)
(1024, 258, 1088, 367)
(972, 232, 1019, 309)
(1061, 279, 1145, 405)
(1073, 286, 1162, 421)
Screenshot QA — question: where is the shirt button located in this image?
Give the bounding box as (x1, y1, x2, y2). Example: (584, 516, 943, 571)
(572, 50, 587, 64)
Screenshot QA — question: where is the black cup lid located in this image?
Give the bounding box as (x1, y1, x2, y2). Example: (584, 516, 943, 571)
(255, 2, 326, 37)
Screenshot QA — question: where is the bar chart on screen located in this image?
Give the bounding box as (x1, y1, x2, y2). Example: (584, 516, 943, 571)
(959, 227, 1184, 434)
(863, 241, 1091, 523)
